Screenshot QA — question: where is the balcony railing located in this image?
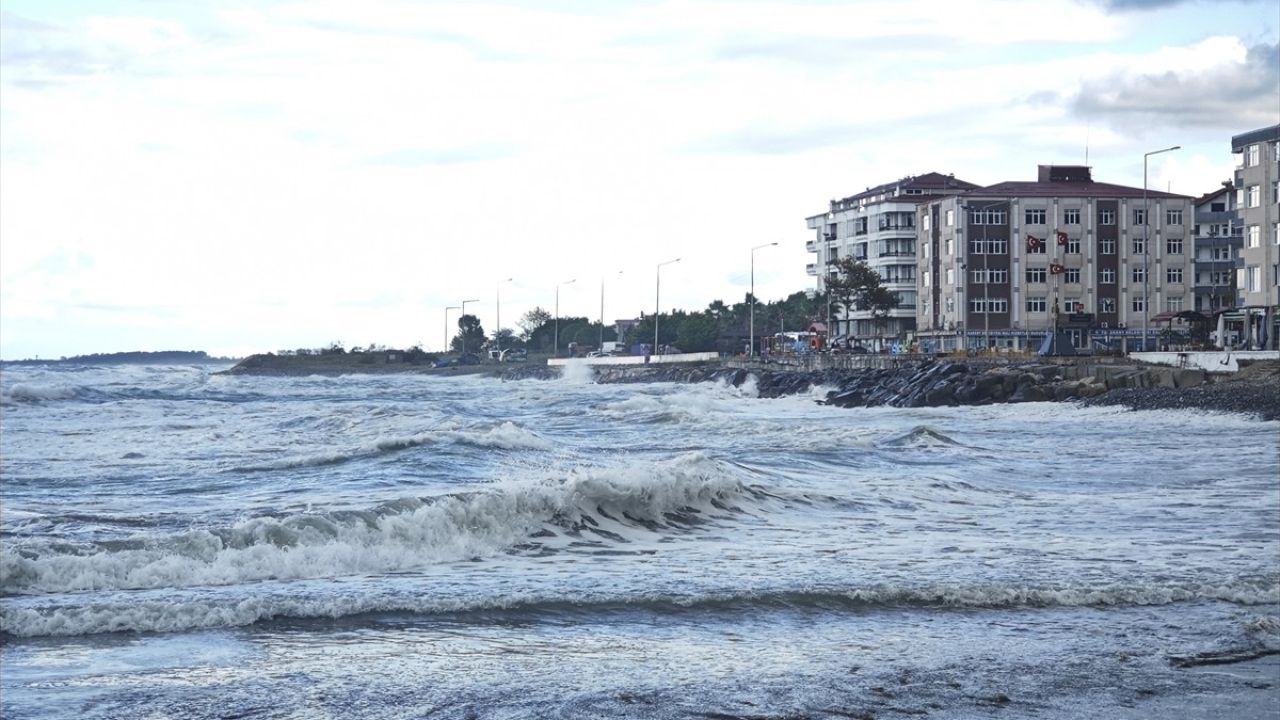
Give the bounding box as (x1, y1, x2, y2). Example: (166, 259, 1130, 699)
(806, 263, 817, 275)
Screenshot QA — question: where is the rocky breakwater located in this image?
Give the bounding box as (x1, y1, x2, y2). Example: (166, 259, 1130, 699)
(502, 359, 1280, 420)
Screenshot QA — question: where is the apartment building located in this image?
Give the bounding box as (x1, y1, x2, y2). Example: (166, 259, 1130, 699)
(805, 172, 978, 347)
(1230, 124, 1279, 349)
(1191, 185, 1242, 315)
(916, 165, 1194, 352)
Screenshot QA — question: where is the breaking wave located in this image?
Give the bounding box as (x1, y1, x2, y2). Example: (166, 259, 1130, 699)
(1, 453, 759, 598)
(5, 575, 1276, 638)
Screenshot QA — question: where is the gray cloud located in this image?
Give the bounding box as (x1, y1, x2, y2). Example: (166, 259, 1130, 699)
(1070, 42, 1280, 131)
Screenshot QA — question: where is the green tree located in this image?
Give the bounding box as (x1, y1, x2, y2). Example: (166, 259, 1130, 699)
(451, 314, 486, 354)
(676, 312, 719, 352)
(826, 258, 899, 336)
(517, 307, 551, 340)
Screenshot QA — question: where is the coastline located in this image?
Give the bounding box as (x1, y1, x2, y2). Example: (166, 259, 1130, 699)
(221, 353, 1280, 421)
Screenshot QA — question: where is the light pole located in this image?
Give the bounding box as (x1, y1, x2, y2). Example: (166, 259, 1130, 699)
(750, 243, 777, 358)
(600, 271, 622, 351)
(1143, 145, 1180, 351)
(555, 279, 575, 356)
(444, 305, 461, 353)
(655, 258, 681, 354)
(496, 278, 513, 357)
(460, 298, 479, 355)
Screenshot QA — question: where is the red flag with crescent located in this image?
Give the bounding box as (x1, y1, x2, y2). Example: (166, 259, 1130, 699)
(1050, 263, 1066, 274)
(1056, 231, 1069, 246)
(1026, 234, 1043, 251)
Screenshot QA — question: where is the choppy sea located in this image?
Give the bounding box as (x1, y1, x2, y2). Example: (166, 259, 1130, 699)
(1, 362, 1278, 719)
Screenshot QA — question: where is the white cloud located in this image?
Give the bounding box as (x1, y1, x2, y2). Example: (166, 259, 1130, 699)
(0, 0, 1274, 358)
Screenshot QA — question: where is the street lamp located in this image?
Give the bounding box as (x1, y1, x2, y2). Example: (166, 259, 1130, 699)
(496, 278, 513, 356)
(555, 279, 576, 356)
(655, 258, 681, 354)
(750, 243, 777, 358)
(444, 305, 461, 353)
(600, 271, 622, 351)
(1143, 145, 1180, 351)
(460, 299, 480, 354)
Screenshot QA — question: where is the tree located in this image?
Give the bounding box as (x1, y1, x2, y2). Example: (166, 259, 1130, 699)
(517, 307, 551, 340)
(676, 312, 719, 352)
(451, 314, 486, 354)
(826, 258, 899, 337)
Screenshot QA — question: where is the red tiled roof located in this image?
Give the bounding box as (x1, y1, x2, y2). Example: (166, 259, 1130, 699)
(965, 180, 1191, 200)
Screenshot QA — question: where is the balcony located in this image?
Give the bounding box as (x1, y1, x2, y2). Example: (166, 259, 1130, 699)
(806, 240, 818, 251)
(806, 263, 817, 276)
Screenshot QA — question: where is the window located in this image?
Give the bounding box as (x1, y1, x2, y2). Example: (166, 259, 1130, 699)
(945, 238, 953, 255)
(1166, 267, 1183, 284)
(922, 214, 930, 231)
(1247, 143, 1260, 167)
(945, 298, 954, 312)
(970, 298, 1008, 313)
(1064, 268, 1081, 284)
(1100, 238, 1116, 254)
(1066, 237, 1080, 254)
(854, 217, 868, 235)
(1248, 225, 1261, 248)
(1132, 267, 1146, 283)
(945, 268, 954, 285)
(945, 209, 954, 227)
(971, 268, 1008, 284)
(1026, 267, 1047, 284)
(970, 238, 1007, 255)
(1026, 296, 1047, 313)
(922, 242, 930, 258)
(1248, 266, 1261, 292)
(1025, 209, 1046, 225)
(922, 271, 931, 287)
(1132, 237, 1146, 254)
(970, 208, 1007, 225)
(1166, 237, 1183, 254)
(1063, 208, 1080, 225)
(1248, 186, 1260, 208)
(1099, 209, 1115, 225)
(1100, 268, 1116, 284)
(1166, 209, 1183, 226)
(1132, 296, 1145, 313)
(1133, 208, 1147, 226)
(1100, 298, 1116, 313)
(1166, 297, 1183, 313)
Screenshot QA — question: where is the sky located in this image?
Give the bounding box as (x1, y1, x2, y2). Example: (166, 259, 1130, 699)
(1, 0, 1277, 359)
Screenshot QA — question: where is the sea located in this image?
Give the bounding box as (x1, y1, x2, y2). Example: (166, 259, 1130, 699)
(1, 362, 1277, 719)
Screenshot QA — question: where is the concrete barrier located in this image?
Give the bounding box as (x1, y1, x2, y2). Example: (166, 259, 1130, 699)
(1131, 350, 1280, 373)
(547, 352, 719, 368)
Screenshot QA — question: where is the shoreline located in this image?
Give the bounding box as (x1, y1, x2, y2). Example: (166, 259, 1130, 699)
(220, 354, 1280, 421)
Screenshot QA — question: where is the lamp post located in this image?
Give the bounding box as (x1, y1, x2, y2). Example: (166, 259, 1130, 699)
(600, 271, 621, 351)
(749, 243, 777, 358)
(655, 258, 681, 354)
(444, 305, 461, 353)
(555, 279, 575, 356)
(460, 298, 479, 355)
(496, 278, 513, 357)
(1143, 145, 1180, 351)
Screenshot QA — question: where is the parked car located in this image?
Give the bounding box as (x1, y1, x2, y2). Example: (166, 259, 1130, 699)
(504, 348, 528, 363)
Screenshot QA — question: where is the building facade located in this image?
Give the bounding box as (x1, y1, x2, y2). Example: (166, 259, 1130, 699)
(1230, 124, 1279, 349)
(915, 165, 1194, 352)
(1191, 186, 1242, 315)
(805, 172, 977, 347)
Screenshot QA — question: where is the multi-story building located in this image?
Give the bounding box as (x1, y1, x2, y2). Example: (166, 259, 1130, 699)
(916, 165, 1194, 352)
(1230, 124, 1279, 349)
(1191, 185, 1241, 315)
(805, 172, 978, 348)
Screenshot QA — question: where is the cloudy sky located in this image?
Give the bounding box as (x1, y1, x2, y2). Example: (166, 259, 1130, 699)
(1, 0, 1276, 359)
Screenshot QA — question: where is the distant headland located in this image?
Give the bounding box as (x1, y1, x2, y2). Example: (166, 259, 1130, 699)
(1, 350, 237, 366)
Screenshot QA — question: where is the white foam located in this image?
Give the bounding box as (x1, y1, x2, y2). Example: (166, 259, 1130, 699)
(0, 453, 751, 597)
